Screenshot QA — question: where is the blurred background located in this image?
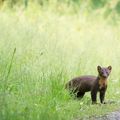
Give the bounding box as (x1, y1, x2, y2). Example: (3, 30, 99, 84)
(0, 1, 120, 120)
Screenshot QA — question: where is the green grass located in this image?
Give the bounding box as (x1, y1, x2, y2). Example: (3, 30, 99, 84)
(0, 9, 120, 120)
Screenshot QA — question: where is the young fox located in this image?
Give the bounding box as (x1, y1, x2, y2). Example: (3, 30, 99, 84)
(65, 66, 112, 104)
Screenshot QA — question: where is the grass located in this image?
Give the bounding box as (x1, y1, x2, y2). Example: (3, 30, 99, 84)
(0, 9, 120, 120)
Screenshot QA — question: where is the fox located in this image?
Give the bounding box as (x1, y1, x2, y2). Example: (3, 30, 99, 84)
(65, 66, 112, 104)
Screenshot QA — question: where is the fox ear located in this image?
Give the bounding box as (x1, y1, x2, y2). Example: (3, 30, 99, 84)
(108, 66, 112, 71)
(97, 66, 101, 71)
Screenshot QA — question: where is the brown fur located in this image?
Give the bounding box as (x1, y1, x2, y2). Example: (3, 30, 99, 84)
(99, 78, 107, 89)
(65, 66, 112, 104)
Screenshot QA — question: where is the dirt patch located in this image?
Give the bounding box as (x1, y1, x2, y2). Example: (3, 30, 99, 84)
(89, 110, 120, 120)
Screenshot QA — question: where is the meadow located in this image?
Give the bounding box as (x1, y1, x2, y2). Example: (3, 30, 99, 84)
(0, 4, 120, 120)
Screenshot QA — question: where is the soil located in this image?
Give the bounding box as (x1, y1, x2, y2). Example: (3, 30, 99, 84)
(89, 110, 120, 120)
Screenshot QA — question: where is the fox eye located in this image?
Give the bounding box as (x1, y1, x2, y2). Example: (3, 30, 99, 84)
(100, 71, 104, 74)
(106, 71, 109, 75)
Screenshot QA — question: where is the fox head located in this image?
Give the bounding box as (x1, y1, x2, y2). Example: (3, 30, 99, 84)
(97, 66, 112, 79)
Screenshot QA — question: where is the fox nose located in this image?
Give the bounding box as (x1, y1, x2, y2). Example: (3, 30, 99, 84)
(103, 74, 107, 78)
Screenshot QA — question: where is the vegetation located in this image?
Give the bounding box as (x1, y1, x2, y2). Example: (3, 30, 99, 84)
(0, 0, 120, 120)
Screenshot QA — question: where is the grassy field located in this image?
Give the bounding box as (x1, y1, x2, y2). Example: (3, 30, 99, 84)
(0, 8, 120, 120)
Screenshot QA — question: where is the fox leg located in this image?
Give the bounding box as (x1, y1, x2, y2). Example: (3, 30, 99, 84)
(91, 91, 97, 104)
(100, 90, 106, 104)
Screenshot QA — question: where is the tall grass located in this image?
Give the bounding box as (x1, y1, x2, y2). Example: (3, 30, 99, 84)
(0, 10, 120, 120)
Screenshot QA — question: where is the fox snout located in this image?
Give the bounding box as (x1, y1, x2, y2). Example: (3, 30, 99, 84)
(102, 73, 108, 78)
